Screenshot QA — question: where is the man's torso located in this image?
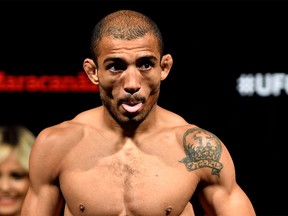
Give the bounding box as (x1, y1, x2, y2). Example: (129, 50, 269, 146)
(58, 124, 198, 216)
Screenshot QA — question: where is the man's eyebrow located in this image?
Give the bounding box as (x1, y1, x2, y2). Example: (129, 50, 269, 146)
(103, 57, 123, 64)
(103, 55, 158, 64)
(138, 55, 158, 62)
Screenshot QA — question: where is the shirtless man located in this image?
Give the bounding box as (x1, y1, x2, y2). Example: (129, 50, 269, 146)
(21, 9, 256, 216)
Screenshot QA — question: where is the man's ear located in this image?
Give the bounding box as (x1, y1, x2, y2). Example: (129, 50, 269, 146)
(83, 55, 174, 83)
(83, 58, 99, 85)
(160, 54, 173, 81)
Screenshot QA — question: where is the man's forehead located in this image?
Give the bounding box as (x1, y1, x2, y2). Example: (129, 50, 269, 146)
(97, 35, 160, 56)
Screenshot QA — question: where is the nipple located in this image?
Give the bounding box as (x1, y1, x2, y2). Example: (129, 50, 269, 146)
(166, 207, 172, 215)
(79, 204, 85, 212)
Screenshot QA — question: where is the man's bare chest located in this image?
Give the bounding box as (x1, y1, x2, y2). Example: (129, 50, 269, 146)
(59, 140, 196, 215)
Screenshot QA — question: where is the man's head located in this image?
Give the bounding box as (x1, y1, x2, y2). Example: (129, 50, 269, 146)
(90, 9, 164, 65)
(83, 9, 173, 128)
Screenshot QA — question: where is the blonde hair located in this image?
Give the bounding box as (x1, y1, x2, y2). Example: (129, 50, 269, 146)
(0, 125, 35, 171)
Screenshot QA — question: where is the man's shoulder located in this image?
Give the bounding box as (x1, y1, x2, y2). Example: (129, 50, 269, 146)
(34, 120, 85, 149)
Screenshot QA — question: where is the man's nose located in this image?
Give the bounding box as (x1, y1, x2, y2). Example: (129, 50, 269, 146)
(123, 68, 141, 94)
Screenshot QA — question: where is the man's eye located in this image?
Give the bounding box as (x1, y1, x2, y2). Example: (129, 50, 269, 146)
(139, 63, 152, 71)
(108, 63, 126, 73)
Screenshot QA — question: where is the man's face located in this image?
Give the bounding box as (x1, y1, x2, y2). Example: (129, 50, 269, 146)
(96, 33, 163, 125)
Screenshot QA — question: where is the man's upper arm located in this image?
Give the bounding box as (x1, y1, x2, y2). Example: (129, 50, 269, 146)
(21, 184, 63, 216)
(197, 140, 256, 216)
(21, 128, 64, 216)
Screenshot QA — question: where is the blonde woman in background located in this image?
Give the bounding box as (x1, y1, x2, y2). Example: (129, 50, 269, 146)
(0, 125, 35, 216)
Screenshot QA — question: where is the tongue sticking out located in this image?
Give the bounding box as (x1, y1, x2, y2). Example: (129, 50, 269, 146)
(122, 103, 142, 113)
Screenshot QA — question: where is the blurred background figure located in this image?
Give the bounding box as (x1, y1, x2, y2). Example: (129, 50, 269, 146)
(0, 125, 35, 216)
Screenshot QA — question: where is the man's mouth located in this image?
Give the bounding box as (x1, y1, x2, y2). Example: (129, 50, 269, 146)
(122, 103, 142, 113)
